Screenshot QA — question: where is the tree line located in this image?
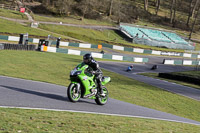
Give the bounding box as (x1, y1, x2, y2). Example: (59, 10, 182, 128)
(3, 0, 200, 34)
(36, 1, 199, 26)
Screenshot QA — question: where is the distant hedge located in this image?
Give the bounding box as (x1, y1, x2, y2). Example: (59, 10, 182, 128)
(158, 73, 200, 85)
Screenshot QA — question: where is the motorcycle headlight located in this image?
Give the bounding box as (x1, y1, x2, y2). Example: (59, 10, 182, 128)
(75, 71, 82, 75)
(70, 70, 82, 76)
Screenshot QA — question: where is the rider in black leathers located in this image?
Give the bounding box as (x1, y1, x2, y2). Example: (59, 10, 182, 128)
(83, 53, 104, 96)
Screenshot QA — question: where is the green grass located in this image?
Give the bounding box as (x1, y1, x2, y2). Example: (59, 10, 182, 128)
(140, 72, 200, 90)
(0, 50, 200, 123)
(34, 14, 115, 26)
(0, 18, 50, 36)
(0, 8, 28, 20)
(0, 18, 75, 41)
(1, 108, 200, 133)
(39, 24, 186, 52)
(39, 24, 124, 44)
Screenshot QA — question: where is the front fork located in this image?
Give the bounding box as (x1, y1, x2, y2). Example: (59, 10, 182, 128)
(71, 82, 80, 94)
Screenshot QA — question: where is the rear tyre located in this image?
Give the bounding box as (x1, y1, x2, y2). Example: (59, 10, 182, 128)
(95, 87, 108, 105)
(67, 83, 81, 102)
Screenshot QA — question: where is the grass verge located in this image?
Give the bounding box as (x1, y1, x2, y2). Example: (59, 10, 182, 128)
(0, 18, 74, 41)
(0, 107, 200, 133)
(0, 8, 27, 20)
(0, 50, 200, 123)
(34, 14, 115, 26)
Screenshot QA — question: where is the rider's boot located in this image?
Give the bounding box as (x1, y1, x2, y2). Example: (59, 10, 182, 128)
(99, 84, 105, 97)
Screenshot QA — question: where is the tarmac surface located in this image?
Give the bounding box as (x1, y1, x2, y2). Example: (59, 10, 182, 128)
(99, 61, 200, 101)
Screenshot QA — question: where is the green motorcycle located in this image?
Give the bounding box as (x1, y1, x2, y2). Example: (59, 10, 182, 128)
(67, 63, 111, 105)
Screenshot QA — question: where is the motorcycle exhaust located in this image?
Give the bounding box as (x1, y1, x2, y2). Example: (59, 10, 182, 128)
(84, 89, 97, 98)
(83, 92, 95, 98)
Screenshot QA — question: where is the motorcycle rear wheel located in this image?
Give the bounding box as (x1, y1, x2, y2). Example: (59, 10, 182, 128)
(95, 87, 108, 105)
(67, 83, 81, 102)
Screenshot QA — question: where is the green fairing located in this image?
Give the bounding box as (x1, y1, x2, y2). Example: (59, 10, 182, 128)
(78, 73, 96, 97)
(72, 63, 96, 99)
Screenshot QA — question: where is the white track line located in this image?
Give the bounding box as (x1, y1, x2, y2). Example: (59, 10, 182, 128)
(0, 75, 66, 87)
(0, 106, 199, 126)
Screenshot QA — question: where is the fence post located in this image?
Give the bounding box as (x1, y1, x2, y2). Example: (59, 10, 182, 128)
(56, 37, 61, 48)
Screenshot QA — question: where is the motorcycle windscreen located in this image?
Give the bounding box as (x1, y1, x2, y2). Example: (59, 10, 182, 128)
(101, 77, 111, 85)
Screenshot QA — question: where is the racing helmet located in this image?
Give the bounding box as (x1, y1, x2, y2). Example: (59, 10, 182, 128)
(83, 53, 92, 64)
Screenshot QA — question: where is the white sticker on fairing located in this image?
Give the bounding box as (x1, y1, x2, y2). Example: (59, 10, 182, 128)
(83, 76, 88, 80)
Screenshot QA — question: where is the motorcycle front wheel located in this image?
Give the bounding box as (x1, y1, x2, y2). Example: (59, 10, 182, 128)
(95, 87, 108, 105)
(67, 83, 81, 102)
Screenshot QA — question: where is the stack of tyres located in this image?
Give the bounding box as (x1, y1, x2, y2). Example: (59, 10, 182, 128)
(0, 43, 4, 50)
(3, 44, 36, 51)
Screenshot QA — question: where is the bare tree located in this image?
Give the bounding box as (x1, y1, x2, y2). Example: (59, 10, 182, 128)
(191, 0, 199, 18)
(173, 0, 177, 24)
(108, 0, 114, 16)
(189, 2, 200, 40)
(144, 0, 148, 11)
(75, 0, 98, 20)
(112, 0, 123, 23)
(186, 0, 194, 26)
(155, 0, 160, 15)
(42, 0, 50, 6)
(56, 0, 74, 16)
(170, 0, 176, 24)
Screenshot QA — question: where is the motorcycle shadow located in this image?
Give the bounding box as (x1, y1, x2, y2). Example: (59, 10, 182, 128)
(1, 85, 96, 105)
(125, 69, 132, 72)
(78, 98, 98, 105)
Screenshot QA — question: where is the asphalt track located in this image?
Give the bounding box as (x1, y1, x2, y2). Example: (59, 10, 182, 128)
(99, 61, 200, 101)
(0, 75, 200, 125)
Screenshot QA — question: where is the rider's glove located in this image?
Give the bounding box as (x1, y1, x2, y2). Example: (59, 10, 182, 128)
(92, 71, 96, 75)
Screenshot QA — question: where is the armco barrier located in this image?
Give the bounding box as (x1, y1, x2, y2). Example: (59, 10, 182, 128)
(1, 34, 200, 58)
(102, 42, 200, 58)
(3, 44, 36, 51)
(41, 46, 149, 63)
(163, 59, 200, 65)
